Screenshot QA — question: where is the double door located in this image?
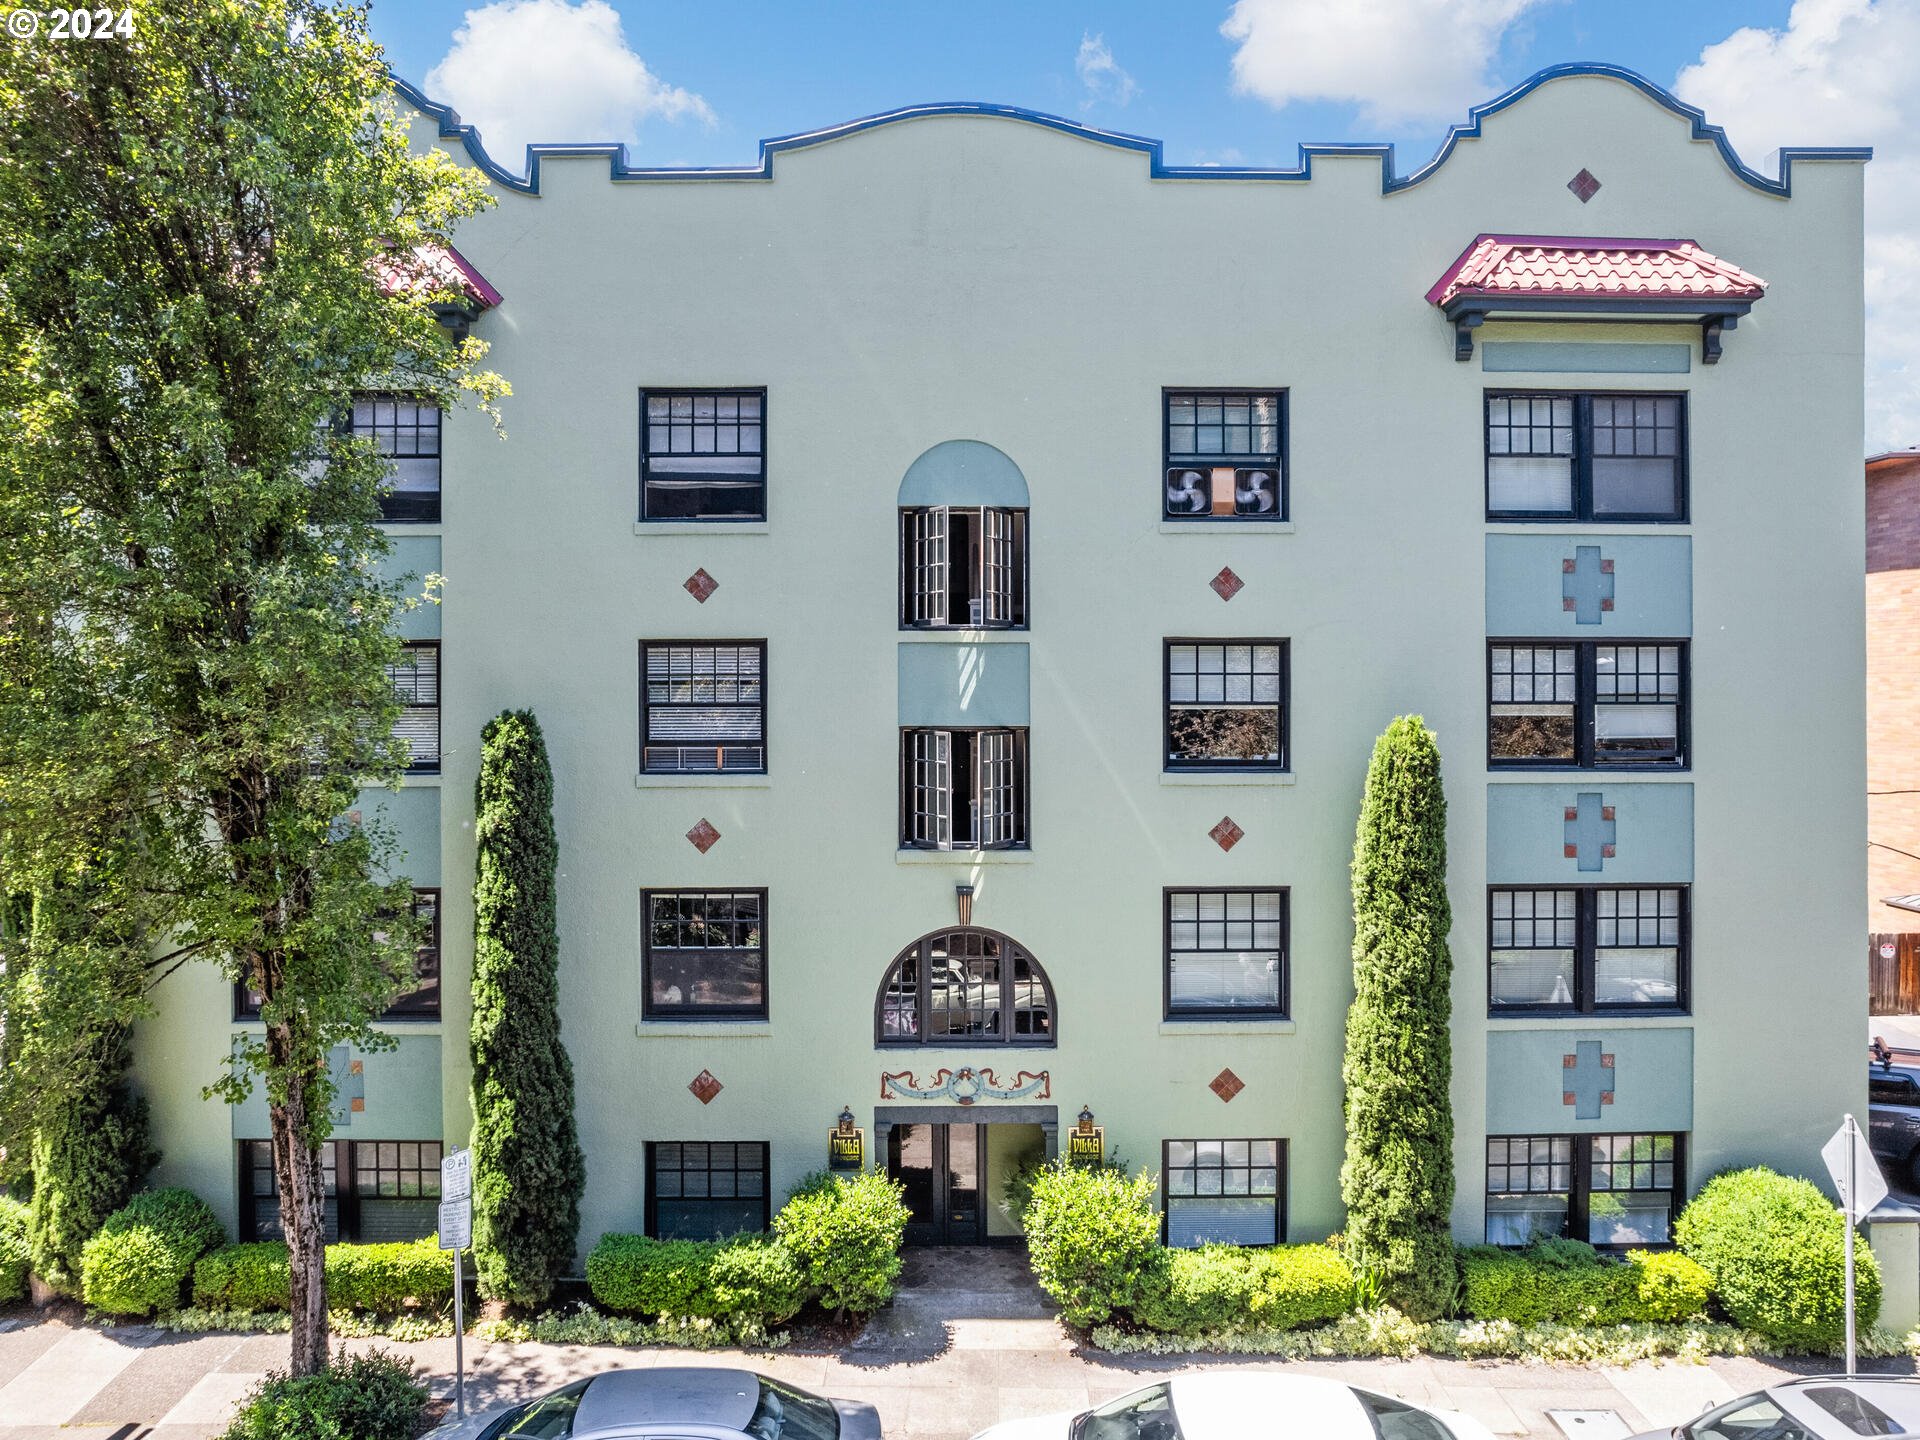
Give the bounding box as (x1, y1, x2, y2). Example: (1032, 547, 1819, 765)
(887, 1122, 982, 1244)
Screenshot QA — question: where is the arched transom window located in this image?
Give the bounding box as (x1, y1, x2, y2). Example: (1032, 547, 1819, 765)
(876, 928, 1055, 1046)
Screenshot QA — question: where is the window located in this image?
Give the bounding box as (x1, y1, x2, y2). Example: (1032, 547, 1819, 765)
(876, 927, 1055, 1045)
(1164, 888, 1287, 1018)
(1489, 886, 1685, 1012)
(1163, 390, 1286, 520)
(640, 390, 765, 521)
(238, 1139, 442, 1243)
(1165, 641, 1287, 771)
(236, 888, 440, 1021)
(1488, 642, 1686, 767)
(899, 507, 1028, 629)
(646, 1141, 768, 1239)
(388, 642, 440, 772)
(641, 642, 766, 774)
(1484, 1133, 1682, 1247)
(1163, 1139, 1284, 1247)
(643, 890, 766, 1019)
(354, 394, 441, 523)
(900, 728, 1027, 850)
(1688, 1397, 1818, 1440)
(1485, 392, 1686, 521)
(1871, 1070, 1920, 1105)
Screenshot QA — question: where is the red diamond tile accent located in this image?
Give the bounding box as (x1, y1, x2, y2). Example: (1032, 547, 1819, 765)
(684, 567, 719, 603)
(688, 1069, 723, 1105)
(1568, 168, 1602, 203)
(686, 818, 721, 854)
(1210, 1068, 1246, 1103)
(1562, 1090, 1577, 1106)
(1209, 816, 1244, 852)
(1210, 566, 1244, 602)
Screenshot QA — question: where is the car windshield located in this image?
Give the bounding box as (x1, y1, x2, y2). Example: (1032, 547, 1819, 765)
(1073, 1384, 1181, 1440)
(1354, 1388, 1455, 1440)
(488, 1378, 593, 1438)
(1687, 1396, 1818, 1440)
(746, 1377, 840, 1440)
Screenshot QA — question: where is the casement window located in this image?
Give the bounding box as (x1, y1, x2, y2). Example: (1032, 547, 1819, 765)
(1163, 1139, 1285, 1247)
(1165, 641, 1287, 771)
(640, 390, 766, 521)
(641, 642, 766, 774)
(900, 728, 1027, 850)
(899, 507, 1028, 629)
(236, 888, 439, 1021)
(1489, 886, 1686, 1013)
(646, 1141, 769, 1240)
(643, 890, 766, 1019)
(1485, 1133, 1683, 1248)
(875, 927, 1056, 1045)
(238, 1139, 443, 1244)
(1485, 392, 1686, 521)
(1487, 641, 1686, 768)
(388, 642, 440, 773)
(1163, 391, 1286, 520)
(1164, 888, 1287, 1018)
(354, 394, 442, 523)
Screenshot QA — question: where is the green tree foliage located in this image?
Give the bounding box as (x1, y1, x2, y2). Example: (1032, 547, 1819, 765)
(1341, 716, 1457, 1319)
(0, 2, 503, 1371)
(470, 712, 585, 1305)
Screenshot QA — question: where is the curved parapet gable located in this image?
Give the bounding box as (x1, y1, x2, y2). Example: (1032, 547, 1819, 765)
(389, 61, 1870, 201)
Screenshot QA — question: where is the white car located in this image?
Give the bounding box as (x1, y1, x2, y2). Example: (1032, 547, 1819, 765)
(972, 1373, 1497, 1440)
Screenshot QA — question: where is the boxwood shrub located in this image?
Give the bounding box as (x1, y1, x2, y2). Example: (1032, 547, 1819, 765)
(219, 1350, 425, 1440)
(1020, 1161, 1164, 1327)
(192, 1238, 453, 1313)
(585, 1234, 804, 1326)
(0, 1195, 29, 1303)
(1133, 1243, 1354, 1335)
(1458, 1241, 1710, 1325)
(1676, 1167, 1880, 1351)
(773, 1170, 910, 1318)
(81, 1188, 225, 1317)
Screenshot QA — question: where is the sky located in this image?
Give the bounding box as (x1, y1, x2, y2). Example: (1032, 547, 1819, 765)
(372, 0, 1920, 454)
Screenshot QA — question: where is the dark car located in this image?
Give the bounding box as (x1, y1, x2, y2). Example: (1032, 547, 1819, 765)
(1626, 1375, 1920, 1438)
(1870, 1050, 1920, 1189)
(425, 1367, 884, 1440)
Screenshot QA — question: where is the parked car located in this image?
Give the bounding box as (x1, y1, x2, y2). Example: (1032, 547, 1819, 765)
(970, 1373, 1496, 1440)
(425, 1367, 883, 1440)
(1868, 1049, 1920, 1188)
(1626, 1374, 1920, 1438)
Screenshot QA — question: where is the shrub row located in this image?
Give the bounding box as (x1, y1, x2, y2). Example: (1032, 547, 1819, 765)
(193, 1238, 452, 1314)
(81, 1188, 225, 1317)
(0, 1196, 29, 1303)
(1458, 1240, 1711, 1326)
(1134, 1244, 1355, 1335)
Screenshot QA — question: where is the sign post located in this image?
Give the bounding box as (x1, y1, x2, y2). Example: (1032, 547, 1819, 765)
(438, 1149, 473, 1419)
(1821, 1115, 1888, 1378)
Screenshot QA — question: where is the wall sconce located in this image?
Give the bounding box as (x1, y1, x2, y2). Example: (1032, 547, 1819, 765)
(1077, 1104, 1097, 1134)
(837, 1105, 856, 1134)
(955, 884, 975, 927)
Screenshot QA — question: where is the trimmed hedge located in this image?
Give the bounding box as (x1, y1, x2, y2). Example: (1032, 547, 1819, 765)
(1459, 1241, 1710, 1325)
(1677, 1167, 1880, 1351)
(81, 1188, 225, 1317)
(219, 1350, 426, 1440)
(1134, 1243, 1355, 1335)
(0, 1196, 28, 1302)
(1021, 1161, 1164, 1327)
(773, 1170, 910, 1318)
(192, 1239, 453, 1314)
(585, 1235, 804, 1326)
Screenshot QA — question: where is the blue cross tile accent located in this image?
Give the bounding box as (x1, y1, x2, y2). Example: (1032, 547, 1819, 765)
(1562, 1039, 1616, 1120)
(1562, 546, 1616, 625)
(1562, 792, 1617, 872)
(328, 1046, 366, 1128)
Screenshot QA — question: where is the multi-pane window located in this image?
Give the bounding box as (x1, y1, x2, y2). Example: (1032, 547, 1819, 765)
(647, 1141, 769, 1239)
(643, 890, 766, 1019)
(388, 642, 440, 772)
(1488, 642, 1686, 767)
(1165, 641, 1287, 771)
(641, 642, 766, 774)
(354, 394, 442, 523)
(899, 508, 1028, 629)
(1163, 391, 1286, 520)
(1489, 887, 1686, 1012)
(238, 1139, 443, 1243)
(1485, 392, 1686, 521)
(876, 928, 1055, 1045)
(236, 888, 439, 1020)
(1163, 1139, 1285, 1247)
(640, 390, 766, 521)
(1165, 889, 1287, 1018)
(1484, 1133, 1682, 1247)
(901, 728, 1027, 850)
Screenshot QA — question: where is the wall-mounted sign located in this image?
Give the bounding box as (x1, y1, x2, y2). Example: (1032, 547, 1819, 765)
(1883, 940, 1898, 961)
(828, 1127, 866, 1172)
(1067, 1126, 1105, 1167)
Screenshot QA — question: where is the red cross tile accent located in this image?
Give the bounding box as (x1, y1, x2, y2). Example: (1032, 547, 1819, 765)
(1210, 1068, 1246, 1103)
(1210, 566, 1244, 602)
(688, 1070, 723, 1105)
(1209, 816, 1244, 852)
(1568, 168, 1602, 203)
(686, 818, 721, 854)
(684, 568, 719, 603)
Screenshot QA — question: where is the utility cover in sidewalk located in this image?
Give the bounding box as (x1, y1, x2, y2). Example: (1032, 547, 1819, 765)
(1550, 1412, 1630, 1440)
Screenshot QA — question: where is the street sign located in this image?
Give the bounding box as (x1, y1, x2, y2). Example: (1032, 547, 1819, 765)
(438, 1197, 472, 1251)
(1823, 1117, 1889, 1221)
(441, 1149, 471, 1204)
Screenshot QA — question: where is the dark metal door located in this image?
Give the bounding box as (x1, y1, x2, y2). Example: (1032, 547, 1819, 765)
(888, 1123, 984, 1244)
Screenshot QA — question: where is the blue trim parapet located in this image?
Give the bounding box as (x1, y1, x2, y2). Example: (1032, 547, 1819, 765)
(389, 61, 1870, 200)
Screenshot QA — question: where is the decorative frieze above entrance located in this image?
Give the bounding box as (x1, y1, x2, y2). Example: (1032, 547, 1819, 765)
(880, 1066, 1051, 1105)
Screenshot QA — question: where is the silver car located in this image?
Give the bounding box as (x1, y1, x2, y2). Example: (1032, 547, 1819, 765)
(425, 1367, 883, 1440)
(1869, 1056, 1920, 1189)
(1625, 1375, 1920, 1438)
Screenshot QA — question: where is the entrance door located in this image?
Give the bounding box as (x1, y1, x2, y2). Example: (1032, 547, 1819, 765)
(888, 1123, 983, 1243)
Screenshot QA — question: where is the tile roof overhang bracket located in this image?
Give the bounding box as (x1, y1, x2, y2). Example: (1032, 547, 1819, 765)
(1437, 296, 1756, 363)
(1453, 312, 1484, 361)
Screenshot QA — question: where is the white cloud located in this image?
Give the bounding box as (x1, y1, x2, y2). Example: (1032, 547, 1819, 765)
(1219, 0, 1549, 125)
(1674, 0, 1920, 452)
(425, 0, 713, 174)
(1076, 33, 1138, 110)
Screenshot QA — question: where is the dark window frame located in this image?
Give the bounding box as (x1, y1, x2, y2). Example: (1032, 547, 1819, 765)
(1161, 886, 1290, 1020)
(1486, 885, 1689, 1016)
(897, 506, 1031, 631)
(1486, 639, 1689, 770)
(235, 887, 441, 1021)
(1484, 1132, 1685, 1250)
(1160, 1137, 1288, 1247)
(641, 887, 769, 1021)
(1162, 388, 1289, 522)
(353, 392, 443, 524)
(638, 387, 768, 523)
(1484, 390, 1689, 523)
(898, 727, 1030, 851)
(1163, 639, 1290, 773)
(873, 925, 1057, 1048)
(644, 1140, 771, 1240)
(237, 1138, 444, 1244)
(640, 640, 768, 775)
(389, 640, 441, 774)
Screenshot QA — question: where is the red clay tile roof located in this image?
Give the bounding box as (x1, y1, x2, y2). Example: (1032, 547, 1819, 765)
(373, 242, 503, 310)
(1426, 234, 1766, 309)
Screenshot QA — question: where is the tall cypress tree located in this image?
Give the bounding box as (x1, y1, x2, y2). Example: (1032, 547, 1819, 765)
(470, 711, 584, 1305)
(1340, 715, 1456, 1318)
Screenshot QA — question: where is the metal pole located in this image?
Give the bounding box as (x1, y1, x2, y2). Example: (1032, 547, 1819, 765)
(454, 1242, 466, 1419)
(1846, 1115, 1858, 1379)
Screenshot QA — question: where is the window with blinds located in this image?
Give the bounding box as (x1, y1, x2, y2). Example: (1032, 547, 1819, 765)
(1485, 1133, 1683, 1248)
(1163, 1139, 1284, 1247)
(1485, 392, 1686, 521)
(387, 642, 439, 772)
(353, 394, 442, 523)
(899, 507, 1028, 629)
(900, 728, 1027, 850)
(238, 1139, 443, 1244)
(1490, 886, 1686, 1013)
(1165, 888, 1287, 1017)
(641, 642, 766, 774)
(1488, 641, 1686, 769)
(640, 390, 766, 521)
(1163, 390, 1287, 521)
